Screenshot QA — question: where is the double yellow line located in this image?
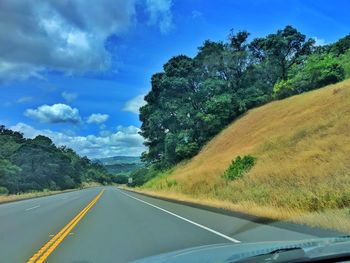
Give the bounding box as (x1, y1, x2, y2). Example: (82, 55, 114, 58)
(27, 190, 104, 263)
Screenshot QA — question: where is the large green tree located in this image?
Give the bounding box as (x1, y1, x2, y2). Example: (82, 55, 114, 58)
(249, 25, 314, 81)
(138, 25, 349, 181)
(0, 126, 112, 194)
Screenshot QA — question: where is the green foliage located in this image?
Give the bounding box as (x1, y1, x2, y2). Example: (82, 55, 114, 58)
(340, 49, 350, 78)
(273, 54, 345, 99)
(223, 155, 257, 180)
(175, 141, 199, 160)
(140, 26, 319, 169)
(329, 34, 350, 56)
(138, 25, 349, 186)
(250, 25, 314, 81)
(84, 163, 111, 185)
(166, 179, 177, 188)
(0, 125, 112, 194)
(112, 174, 129, 184)
(129, 166, 161, 187)
(0, 159, 21, 179)
(0, 186, 9, 195)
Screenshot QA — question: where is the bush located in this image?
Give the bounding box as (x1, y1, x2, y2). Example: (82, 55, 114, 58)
(113, 174, 129, 184)
(129, 166, 161, 187)
(223, 155, 256, 180)
(273, 54, 345, 99)
(166, 179, 177, 188)
(0, 186, 9, 195)
(340, 49, 350, 78)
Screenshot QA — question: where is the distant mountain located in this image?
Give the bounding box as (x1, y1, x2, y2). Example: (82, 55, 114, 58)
(96, 156, 143, 175)
(96, 156, 141, 165)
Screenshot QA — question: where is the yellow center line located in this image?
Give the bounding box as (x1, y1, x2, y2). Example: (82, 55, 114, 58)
(27, 190, 104, 263)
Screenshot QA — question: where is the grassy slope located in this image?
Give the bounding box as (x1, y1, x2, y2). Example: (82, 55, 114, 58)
(138, 79, 350, 233)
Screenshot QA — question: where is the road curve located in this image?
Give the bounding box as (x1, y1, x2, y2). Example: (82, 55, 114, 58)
(0, 186, 341, 262)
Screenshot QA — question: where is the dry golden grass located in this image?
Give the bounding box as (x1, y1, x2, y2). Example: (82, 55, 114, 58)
(140, 79, 350, 232)
(128, 187, 350, 233)
(0, 183, 101, 204)
(81, 181, 103, 188)
(0, 189, 75, 204)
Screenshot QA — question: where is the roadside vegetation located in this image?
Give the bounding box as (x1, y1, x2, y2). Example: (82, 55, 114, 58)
(128, 25, 350, 232)
(97, 156, 143, 185)
(0, 188, 74, 204)
(132, 80, 350, 232)
(223, 155, 256, 180)
(0, 126, 112, 196)
(132, 25, 350, 183)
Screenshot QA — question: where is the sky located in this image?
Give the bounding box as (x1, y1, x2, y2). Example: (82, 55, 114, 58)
(1, 0, 349, 158)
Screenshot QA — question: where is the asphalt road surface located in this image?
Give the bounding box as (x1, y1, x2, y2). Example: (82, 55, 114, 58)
(0, 186, 341, 263)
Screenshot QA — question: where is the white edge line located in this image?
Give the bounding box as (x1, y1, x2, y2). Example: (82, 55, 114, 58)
(25, 205, 40, 211)
(116, 189, 241, 243)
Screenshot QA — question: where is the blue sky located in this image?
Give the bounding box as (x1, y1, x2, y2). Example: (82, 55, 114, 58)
(1, 0, 349, 158)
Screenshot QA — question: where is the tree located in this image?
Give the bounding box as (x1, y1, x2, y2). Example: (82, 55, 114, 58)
(140, 55, 201, 166)
(138, 25, 346, 181)
(339, 49, 350, 78)
(112, 174, 129, 184)
(250, 25, 315, 81)
(330, 34, 350, 56)
(0, 159, 21, 193)
(273, 54, 345, 98)
(0, 126, 113, 193)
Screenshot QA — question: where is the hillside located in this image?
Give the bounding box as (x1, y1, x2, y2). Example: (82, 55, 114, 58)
(97, 156, 141, 165)
(0, 127, 111, 194)
(139, 79, 350, 232)
(96, 156, 143, 175)
(104, 163, 144, 175)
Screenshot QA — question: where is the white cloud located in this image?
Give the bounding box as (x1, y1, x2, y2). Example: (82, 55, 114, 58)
(11, 123, 40, 138)
(10, 122, 145, 158)
(61, 91, 78, 103)
(99, 124, 107, 130)
(24, 103, 81, 124)
(0, 0, 136, 81)
(146, 0, 173, 34)
(87, 113, 109, 124)
(16, 96, 33, 104)
(192, 10, 202, 19)
(123, 94, 146, 114)
(0, 61, 43, 82)
(313, 37, 327, 46)
(0, 0, 178, 81)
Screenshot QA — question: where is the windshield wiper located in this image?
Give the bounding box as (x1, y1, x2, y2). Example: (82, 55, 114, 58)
(234, 238, 350, 263)
(235, 247, 306, 263)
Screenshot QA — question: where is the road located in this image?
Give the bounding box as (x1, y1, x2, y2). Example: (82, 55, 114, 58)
(0, 186, 341, 263)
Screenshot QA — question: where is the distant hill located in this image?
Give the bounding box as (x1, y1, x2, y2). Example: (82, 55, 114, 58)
(97, 156, 141, 165)
(96, 156, 143, 175)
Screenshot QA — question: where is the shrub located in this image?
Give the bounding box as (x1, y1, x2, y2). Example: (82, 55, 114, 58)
(273, 54, 345, 99)
(223, 155, 256, 180)
(0, 186, 9, 195)
(166, 179, 177, 188)
(340, 49, 350, 78)
(129, 166, 160, 187)
(113, 174, 129, 184)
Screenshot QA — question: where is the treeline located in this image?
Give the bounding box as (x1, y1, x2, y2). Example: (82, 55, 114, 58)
(0, 125, 112, 194)
(136, 25, 350, 184)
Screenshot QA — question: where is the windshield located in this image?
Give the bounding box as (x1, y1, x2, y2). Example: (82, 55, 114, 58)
(0, 1, 349, 262)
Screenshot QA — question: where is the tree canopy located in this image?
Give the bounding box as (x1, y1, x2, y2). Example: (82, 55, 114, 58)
(136, 26, 348, 184)
(0, 125, 112, 194)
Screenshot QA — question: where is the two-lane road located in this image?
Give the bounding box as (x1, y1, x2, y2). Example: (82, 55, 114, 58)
(0, 187, 341, 262)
